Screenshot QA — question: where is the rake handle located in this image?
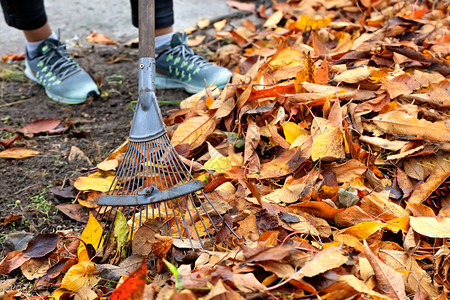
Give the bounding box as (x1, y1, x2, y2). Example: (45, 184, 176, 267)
(138, 0, 155, 59)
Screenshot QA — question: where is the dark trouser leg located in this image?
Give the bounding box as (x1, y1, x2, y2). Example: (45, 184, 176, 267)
(130, 0, 174, 29)
(0, 0, 47, 30)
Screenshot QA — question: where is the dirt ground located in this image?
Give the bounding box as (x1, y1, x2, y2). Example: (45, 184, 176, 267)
(0, 42, 192, 255)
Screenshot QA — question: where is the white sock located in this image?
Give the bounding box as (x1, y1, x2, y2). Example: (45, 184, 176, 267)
(26, 32, 58, 58)
(155, 32, 173, 50)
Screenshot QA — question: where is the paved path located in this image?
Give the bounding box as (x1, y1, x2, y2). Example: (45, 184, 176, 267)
(0, 0, 234, 55)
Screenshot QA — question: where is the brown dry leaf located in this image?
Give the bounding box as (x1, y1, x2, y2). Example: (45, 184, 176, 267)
(0, 147, 39, 159)
(20, 258, 50, 280)
(226, 0, 256, 12)
(293, 245, 348, 279)
(434, 245, 450, 290)
(379, 250, 439, 297)
(360, 191, 409, 221)
(171, 115, 216, 150)
(241, 19, 256, 32)
(372, 110, 450, 142)
(312, 126, 346, 162)
(86, 31, 118, 45)
(263, 10, 284, 28)
(153, 234, 173, 258)
(232, 273, 266, 293)
(97, 159, 119, 171)
(259, 148, 305, 179)
(408, 169, 450, 204)
(262, 184, 305, 204)
(409, 217, 450, 238)
(363, 241, 407, 300)
(331, 159, 366, 183)
(60, 261, 100, 292)
(339, 275, 391, 300)
(334, 66, 371, 83)
(359, 136, 408, 151)
(68, 146, 92, 165)
(0, 251, 30, 275)
(17, 118, 61, 137)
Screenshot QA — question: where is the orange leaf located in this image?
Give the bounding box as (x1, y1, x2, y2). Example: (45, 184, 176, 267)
(86, 31, 118, 45)
(340, 221, 387, 240)
(247, 82, 296, 102)
(1, 54, 25, 63)
(110, 260, 147, 300)
(405, 8, 426, 20)
(289, 201, 340, 221)
(0, 147, 39, 159)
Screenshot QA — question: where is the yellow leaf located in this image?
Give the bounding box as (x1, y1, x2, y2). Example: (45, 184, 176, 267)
(386, 217, 410, 233)
(269, 47, 304, 69)
(311, 126, 345, 161)
(197, 18, 210, 29)
(340, 221, 387, 240)
(213, 19, 227, 31)
(61, 261, 100, 292)
(409, 217, 450, 238)
(73, 173, 114, 192)
(171, 116, 216, 150)
(203, 156, 233, 173)
(283, 122, 303, 144)
(0, 147, 39, 159)
(78, 213, 103, 261)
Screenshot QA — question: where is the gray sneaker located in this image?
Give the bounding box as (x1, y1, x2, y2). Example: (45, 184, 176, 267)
(155, 33, 232, 94)
(25, 38, 99, 105)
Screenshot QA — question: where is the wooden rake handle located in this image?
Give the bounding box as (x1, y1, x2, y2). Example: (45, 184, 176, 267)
(138, 0, 155, 59)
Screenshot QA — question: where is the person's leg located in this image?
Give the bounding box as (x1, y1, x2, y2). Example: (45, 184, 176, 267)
(0, 0, 99, 104)
(129, 0, 232, 94)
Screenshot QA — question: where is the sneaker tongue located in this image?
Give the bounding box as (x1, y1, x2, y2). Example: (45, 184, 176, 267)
(170, 33, 184, 47)
(37, 39, 59, 56)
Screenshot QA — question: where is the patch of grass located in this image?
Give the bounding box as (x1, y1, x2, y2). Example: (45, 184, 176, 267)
(105, 74, 123, 85)
(0, 64, 26, 82)
(29, 185, 53, 221)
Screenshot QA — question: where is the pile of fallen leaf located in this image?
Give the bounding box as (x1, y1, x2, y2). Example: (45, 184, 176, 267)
(2, 0, 450, 298)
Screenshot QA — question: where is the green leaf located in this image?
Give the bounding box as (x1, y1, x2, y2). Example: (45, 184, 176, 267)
(112, 211, 129, 255)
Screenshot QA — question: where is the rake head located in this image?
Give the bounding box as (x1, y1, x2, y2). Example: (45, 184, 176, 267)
(94, 57, 237, 263)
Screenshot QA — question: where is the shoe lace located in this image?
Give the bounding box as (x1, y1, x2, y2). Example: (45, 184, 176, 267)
(40, 42, 81, 81)
(167, 34, 211, 69)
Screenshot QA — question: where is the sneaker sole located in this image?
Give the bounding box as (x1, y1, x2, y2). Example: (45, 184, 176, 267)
(155, 76, 205, 94)
(24, 61, 89, 105)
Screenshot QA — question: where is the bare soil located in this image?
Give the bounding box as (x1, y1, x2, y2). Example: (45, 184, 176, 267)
(0, 43, 189, 255)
